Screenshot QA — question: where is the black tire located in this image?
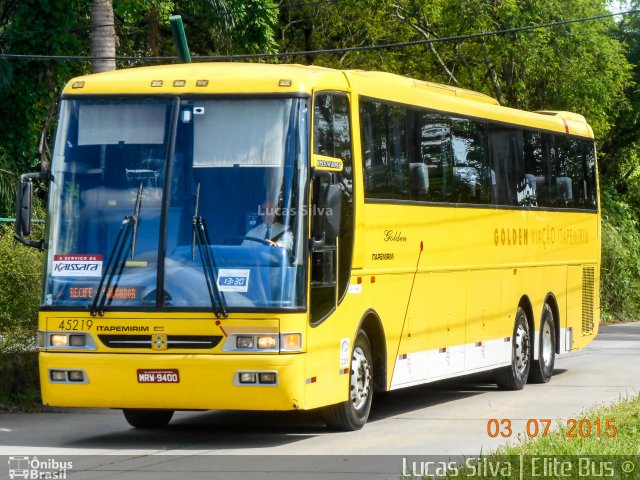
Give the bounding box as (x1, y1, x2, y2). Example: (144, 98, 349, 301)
(529, 304, 556, 384)
(322, 330, 373, 431)
(123, 409, 174, 429)
(496, 307, 531, 390)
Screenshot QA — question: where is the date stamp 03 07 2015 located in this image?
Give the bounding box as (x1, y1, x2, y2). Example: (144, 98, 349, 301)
(486, 418, 617, 439)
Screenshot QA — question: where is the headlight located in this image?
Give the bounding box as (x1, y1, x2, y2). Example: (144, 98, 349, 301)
(236, 336, 255, 349)
(50, 334, 68, 347)
(46, 332, 96, 350)
(239, 372, 257, 384)
(257, 335, 277, 349)
(69, 334, 87, 347)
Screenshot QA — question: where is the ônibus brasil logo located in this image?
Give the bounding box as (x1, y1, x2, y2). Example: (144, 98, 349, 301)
(8, 456, 73, 479)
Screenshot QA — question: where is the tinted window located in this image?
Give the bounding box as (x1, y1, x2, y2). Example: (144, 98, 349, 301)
(361, 100, 409, 199)
(360, 96, 597, 211)
(416, 111, 452, 202)
(451, 117, 491, 204)
(489, 127, 526, 206)
(553, 137, 597, 209)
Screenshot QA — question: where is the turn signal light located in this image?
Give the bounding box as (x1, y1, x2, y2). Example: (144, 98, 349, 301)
(280, 333, 302, 351)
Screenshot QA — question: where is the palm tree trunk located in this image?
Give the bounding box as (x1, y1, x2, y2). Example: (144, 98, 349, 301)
(91, 0, 116, 73)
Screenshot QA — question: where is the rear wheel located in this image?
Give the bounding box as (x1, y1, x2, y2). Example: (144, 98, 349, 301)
(322, 330, 373, 431)
(529, 304, 556, 383)
(496, 307, 530, 390)
(123, 409, 174, 429)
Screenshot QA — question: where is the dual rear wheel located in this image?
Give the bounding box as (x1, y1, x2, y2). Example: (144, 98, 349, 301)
(496, 305, 555, 390)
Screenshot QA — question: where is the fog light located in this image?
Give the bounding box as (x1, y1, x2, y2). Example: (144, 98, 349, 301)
(257, 335, 276, 349)
(50, 370, 66, 382)
(67, 370, 84, 382)
(239, 372, 257, 383)
(258, 372, 277, 384)
(281, 333, 302, 351)
(236, 336, 255, 349)
(50, 334, 68, 347)
(69, 334, 86, 347)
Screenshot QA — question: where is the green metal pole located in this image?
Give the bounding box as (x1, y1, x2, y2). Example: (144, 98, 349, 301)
(170, 15, 192, 64)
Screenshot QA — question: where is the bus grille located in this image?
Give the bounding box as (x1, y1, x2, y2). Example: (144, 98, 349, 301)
(582, 267, 595, 335)
(98, 335, 223, 349)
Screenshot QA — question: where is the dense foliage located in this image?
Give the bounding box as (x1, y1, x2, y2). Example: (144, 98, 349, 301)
(1, 0, 640, 353)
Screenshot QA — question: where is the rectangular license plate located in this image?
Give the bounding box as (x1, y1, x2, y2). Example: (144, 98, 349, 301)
(137, 369, 180, 383)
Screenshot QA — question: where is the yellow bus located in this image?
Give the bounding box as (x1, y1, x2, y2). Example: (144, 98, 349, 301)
(16, 63, 599, 431)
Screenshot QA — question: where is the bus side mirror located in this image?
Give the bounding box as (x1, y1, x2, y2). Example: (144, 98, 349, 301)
(15, 172, 48, 250)
(16, 180, 33, 237)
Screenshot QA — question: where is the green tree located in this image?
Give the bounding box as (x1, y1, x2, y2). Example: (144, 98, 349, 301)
(280, 0, 629, 142)
(0, 0, 89, 215)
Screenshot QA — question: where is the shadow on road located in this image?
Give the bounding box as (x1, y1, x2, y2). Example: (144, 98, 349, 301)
(1, 373, 507, 451)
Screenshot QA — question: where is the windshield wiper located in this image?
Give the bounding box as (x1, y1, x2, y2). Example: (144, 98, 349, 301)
(192, 182, 228, 318)
(90, 184, 143, 316)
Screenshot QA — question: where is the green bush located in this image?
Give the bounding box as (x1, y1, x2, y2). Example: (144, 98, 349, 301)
(600, 188, 640, 322)
(0, 223, 43, 352)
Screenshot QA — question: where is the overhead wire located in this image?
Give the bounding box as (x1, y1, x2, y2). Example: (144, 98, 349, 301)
(0, 7, 637, 62)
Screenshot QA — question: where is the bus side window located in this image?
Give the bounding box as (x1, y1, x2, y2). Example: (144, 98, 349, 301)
(488, 127, 524, 206)
(450, 117, 491, 204)
(418, 111, 451, 202)
(360, 99, 409, 200)
(555, 136, 598, 208)
(582, 140, 598, 209)
(523, 131, 545, 207)
(552, 137, 578, 208)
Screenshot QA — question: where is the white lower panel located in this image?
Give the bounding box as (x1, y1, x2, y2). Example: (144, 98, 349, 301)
(391, 327, 571, 390)
(391, 338, 509, 390)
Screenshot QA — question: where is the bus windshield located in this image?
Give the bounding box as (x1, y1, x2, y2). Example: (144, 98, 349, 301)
(44, 97, 308, 311)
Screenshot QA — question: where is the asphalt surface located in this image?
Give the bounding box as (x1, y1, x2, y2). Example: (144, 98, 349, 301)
(1, 322, 639, 479)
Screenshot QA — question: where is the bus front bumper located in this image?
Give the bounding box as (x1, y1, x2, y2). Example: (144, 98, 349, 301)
(39, 352, 306, 411)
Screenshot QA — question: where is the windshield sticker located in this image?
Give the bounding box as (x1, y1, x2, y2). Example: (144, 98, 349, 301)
(53, 255, 103, 277)
(340, 338, 351, 368)
(217, 269, 250, 292)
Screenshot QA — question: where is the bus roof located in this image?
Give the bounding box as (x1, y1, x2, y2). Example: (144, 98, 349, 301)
(63, 62, 593, 139)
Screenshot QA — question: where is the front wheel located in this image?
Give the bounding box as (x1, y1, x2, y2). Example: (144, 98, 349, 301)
(322, 330, 373, 431)
(496, 307, 531, 390)
(529, 304, 556, 383)
(123, 409, 174, 429)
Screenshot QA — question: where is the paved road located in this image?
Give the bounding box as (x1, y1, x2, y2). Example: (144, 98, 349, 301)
(1, 323, 639, 479)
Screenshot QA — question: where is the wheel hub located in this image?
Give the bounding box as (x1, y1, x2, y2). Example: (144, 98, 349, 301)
(350, 347, 371, 410)
(514, 324, 530, 374)
(541, 322, 553, 366)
